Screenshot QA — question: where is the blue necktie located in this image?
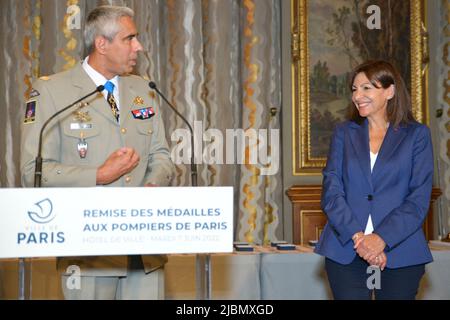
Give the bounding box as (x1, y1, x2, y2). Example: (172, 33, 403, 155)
(104, 81, 119, 122)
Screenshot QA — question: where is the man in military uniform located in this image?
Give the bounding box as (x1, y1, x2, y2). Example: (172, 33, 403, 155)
(20, 5, 175, 299)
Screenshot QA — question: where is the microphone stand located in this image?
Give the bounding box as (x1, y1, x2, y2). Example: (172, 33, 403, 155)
(148, 82, 197, 187)
(148, 82, 210, 300)
(19, 85, 104, 300)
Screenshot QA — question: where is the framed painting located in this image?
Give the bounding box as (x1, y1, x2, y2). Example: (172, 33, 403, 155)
(291, 0, 428, 174)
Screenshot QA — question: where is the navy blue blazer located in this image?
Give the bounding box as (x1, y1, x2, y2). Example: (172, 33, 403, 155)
(315, 119, 433, 268)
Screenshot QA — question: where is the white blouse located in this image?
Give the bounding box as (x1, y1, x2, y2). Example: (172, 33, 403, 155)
(364, 152, 378, 234)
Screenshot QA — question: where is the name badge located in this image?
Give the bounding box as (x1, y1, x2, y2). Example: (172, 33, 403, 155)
(70, 123, 93, 130)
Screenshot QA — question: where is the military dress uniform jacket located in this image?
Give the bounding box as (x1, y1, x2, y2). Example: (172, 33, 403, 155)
(20, 63, 175, 276)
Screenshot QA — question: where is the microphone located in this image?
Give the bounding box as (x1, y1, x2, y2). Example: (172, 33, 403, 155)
(148, 81, 198, 187)
(34, 85, 104, 187)
(149, 81, 206, 300)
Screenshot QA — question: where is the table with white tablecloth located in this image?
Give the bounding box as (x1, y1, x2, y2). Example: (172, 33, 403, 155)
(1, 246, 449, 299)
(259, 247, 450, 299)
(165, 246, 449, 300)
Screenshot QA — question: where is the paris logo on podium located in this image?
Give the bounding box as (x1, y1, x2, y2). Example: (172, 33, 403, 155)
(28, 198, 55, 224)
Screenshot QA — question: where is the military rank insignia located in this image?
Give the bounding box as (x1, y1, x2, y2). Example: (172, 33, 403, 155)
(73, 111, 92, 123)
(24, 100, 37, 124)
(29, 89, 40, 99)
(133, 96, 145, 105)
(131, 107, 155, 120)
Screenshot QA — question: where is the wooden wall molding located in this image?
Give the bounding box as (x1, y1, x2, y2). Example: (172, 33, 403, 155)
(287, 185, 442, 245)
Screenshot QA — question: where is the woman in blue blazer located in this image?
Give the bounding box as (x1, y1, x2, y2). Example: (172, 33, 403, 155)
(315, 60, 433, 299)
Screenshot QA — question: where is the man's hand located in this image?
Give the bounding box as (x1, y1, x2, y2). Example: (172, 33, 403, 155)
(96, 147, 140, 185)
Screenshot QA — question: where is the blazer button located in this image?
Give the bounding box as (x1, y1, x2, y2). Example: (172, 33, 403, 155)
(367, 194, 373, 201)
(121, 128, 127, 134)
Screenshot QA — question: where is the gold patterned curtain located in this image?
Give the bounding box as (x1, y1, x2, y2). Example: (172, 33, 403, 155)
(437, 0, 450, 236)
(0, 0, 283, 244)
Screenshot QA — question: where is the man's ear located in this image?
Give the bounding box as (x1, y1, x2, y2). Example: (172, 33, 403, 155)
(387, 84, 395, 100)
(94, 36, 108, 55)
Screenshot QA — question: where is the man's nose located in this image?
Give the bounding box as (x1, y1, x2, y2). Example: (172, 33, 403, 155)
(133, 38, 143, 52)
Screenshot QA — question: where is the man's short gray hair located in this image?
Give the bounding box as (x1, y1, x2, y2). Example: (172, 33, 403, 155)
(84, 5, 134, 54)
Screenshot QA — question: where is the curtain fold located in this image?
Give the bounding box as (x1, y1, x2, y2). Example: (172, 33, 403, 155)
(437, 0, 450, 235)
(0, 0, 283, 244)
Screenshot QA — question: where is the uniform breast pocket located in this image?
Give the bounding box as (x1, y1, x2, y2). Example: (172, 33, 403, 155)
(62, 124, 101, 161)
(134, 121, 155, 152)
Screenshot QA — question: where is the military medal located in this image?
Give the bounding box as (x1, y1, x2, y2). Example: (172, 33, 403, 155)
(131, 96, 155, 120)
(77, 139, 88, 159)
(77, 132, 88, 159)
(72, 102, 92, 123)
(131, 106, 155, 120)
(133, 96, 144, 105)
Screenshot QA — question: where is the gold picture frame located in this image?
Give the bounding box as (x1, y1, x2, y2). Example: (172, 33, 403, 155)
(292, 0, 428, 175)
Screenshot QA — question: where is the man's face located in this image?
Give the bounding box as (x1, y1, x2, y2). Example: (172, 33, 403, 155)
(103, 16, 143, 77)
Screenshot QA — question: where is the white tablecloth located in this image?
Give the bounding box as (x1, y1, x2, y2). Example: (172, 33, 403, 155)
(0, 247, 448, 299)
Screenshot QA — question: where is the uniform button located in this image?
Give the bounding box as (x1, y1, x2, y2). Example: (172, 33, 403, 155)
(125, 176, 131, 183)
(148, 129, 153, 134)
(367, 194, 373, 201)
(121, 128, 127, 134)
(56, 170, 61, 174)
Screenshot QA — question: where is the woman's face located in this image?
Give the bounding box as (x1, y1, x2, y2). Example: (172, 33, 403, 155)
(351, 72, 394, 121)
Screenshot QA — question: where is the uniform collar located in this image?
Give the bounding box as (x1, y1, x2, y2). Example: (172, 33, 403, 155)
(82, 56, 119, 94)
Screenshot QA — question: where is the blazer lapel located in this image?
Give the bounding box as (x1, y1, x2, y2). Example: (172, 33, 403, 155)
(348, 120, 372, 188)
(371, 125, 408, 179)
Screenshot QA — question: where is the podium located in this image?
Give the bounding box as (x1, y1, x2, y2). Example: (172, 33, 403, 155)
(0, 187, 233, 299)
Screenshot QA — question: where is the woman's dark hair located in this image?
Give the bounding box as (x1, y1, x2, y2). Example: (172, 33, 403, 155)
(348, 60, 415, 127)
